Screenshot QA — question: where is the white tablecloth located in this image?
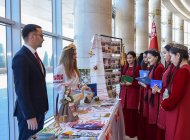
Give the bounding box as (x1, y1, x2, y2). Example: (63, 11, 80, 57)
(33, 99, 125, 140)
(98, 100, 125, 140)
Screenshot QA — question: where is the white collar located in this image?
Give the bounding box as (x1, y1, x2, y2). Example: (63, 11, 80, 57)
(24, 44, 36, 54)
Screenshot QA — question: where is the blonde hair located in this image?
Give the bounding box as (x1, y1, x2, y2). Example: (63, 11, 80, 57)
(59, 43, 80, 79)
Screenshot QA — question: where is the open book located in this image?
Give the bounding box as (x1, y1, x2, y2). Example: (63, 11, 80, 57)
(139, 70, 149, 77)
(136, 70, 151, 85)
(150, 80, 162, 89)
(135, 76, 151, 85)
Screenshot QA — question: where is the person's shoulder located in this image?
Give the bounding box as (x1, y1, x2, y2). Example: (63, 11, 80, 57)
(156, 63, 164, 71)
(158, 63, 164, 69)
(13, 46, 27, 58)
(12, 47, 31, 66)
(13, 51, 25, 62)
(56, 64, 64, 69)
(174, 65, 190, 78)
(55, 64, 65, 74)
(178, 64, 190, 74)
(154, 63, 164, 70)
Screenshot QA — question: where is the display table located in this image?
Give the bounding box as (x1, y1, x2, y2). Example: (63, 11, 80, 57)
(31, 99, 125, 140)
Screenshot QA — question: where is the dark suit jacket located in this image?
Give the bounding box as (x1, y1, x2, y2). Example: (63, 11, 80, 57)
(12, 46, 48, 120)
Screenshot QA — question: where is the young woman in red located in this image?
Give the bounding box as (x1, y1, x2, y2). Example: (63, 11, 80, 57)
(161, 44, 190, 140)
(152, 44, 175, 140)
(137, 50, 149, 140)
(120, 51, 141, 138)
(120, 53, 127, 108)
(146, 50, 164, 140)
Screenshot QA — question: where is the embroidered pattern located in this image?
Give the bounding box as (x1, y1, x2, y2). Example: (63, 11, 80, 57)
(53, 74, 64, 83)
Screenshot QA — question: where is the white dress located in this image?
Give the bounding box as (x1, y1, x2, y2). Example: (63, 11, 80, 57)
(53, 64, 80, 109)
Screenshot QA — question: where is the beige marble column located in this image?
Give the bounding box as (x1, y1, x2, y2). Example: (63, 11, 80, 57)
(74, 0, 112, 69)
(115, 0, 134, 53)
(175, 16, 184, 44)
(136, 0, 149, 54)
(149, 0, 161, 51)
(161, 8, 172, 48)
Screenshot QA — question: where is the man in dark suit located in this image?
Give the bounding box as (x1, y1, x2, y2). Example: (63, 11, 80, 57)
(12, 24, 49, 140)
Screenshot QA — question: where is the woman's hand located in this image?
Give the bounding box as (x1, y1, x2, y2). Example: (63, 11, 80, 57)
(125, 82, 132, 86)
(120, 82, 132, 86)
(120, 82, 126, 86)
(138, 81, 147, 88)
(152, 85, 161, 94)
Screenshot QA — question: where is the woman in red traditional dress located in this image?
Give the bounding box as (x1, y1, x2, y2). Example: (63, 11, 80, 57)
(120, 53, 127, 108)
(120, 51, 141, 138)
(161, 44, 190, 140)
(152, 44, 175, 140)
(137, 50, 149, 140)
(146, 50, 164, 140)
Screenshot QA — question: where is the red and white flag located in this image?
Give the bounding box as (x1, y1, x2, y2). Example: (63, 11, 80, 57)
(149, 20, 159, 51)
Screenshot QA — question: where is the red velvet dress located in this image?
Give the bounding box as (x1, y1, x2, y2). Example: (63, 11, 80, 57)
(120, 64, 127, 108)
(121, 65, 140, 138)
(137, 87, 148, 140)
(147, 63, 164, 140)
(157, 64, 175, 140)
(142, 66, 150, 119)
(162, 64, 190, 140)
(137, 66, 149, 140)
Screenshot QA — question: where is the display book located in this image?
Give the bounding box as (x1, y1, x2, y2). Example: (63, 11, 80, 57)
(90, 35, 122, 98)
(135, 70, 162, 88)
(29, 120, 104, 140)
(28, 98, 115, 140)
(101, 35, 122, 97)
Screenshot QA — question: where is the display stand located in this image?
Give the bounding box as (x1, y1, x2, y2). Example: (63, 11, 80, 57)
(90, 34, 123, 98)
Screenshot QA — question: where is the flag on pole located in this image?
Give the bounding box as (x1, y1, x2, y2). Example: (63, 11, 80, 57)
(149, 20, 159, 51)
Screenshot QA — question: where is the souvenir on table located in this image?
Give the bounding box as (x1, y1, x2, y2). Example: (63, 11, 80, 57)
(72, 85, 93, 104)
(31, 121, 64, 139)
(84, 95, 93, 104)
(87, 83, 97, 97)
(55, 86, 80, 123)
(94, 96, 100, 102)
(29, 133, 55, 140)
(58, 134, 80, 140)
(72, 131, 100, 138)
(71, 120, 105, 130)
(83, 83, 97, 104)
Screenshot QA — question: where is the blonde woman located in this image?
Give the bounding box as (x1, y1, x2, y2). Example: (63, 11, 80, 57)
(53, 43, 86, 109)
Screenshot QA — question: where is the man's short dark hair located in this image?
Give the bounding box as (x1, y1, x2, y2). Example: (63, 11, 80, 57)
(22, 24, 41, 41)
